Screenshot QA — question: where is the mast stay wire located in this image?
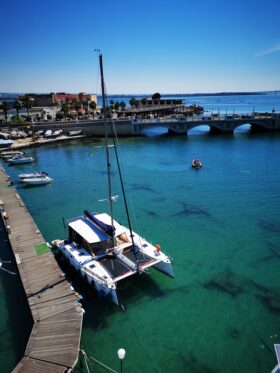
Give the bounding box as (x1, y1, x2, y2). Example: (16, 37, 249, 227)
(111, 121, 147, 263)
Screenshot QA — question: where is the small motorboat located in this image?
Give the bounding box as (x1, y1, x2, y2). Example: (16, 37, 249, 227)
(44, 130, 53, 138)
(8, 155, 34, 164)
(192, 159, 202, 168)
(1, 150, 24, 159)
(18, 171, 48, 179)
(53, 130, 63, 137)
(22, 176, 52, 186)
(0, 139, 13, 148)
(68, 130, 82, 136)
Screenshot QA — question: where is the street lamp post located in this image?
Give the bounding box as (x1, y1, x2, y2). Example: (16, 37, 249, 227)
(118, 348, 126, 373)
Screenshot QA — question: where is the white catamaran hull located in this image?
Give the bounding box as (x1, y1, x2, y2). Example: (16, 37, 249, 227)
(51, 213, 173, 306)
(52, 240, 120, 306)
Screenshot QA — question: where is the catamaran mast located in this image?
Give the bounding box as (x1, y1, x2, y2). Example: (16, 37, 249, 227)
(98, 51, 115, 234)
(98, 51, 138, 264)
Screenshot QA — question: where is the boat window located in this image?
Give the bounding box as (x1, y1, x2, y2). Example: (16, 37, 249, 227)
(89, 264, 95, 269)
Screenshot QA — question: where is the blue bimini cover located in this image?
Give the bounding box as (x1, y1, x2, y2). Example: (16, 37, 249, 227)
(84, 210, 115, 237)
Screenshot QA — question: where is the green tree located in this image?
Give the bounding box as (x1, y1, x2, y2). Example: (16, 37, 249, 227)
(61, 103, 69, 118)
(0, 101, 9, 123)
(13, 100, 22, 118)
(120, 101, 126, 111)
(152, 92, 161, 100)
(141, 97, 148, 106)
(129, 97, 138, 108)
(109, 99, 115, 109)
(56, 111, 64, 120)
(11, 115, 24, 123)
(72, 98, 80, 111)
(22, 95, 33, 117)
(89, 101, 97, 112)
(114, 101, 120, 111)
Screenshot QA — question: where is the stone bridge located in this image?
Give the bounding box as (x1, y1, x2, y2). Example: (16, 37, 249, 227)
(12, 112, 280, 137)
(133, 113, 280, 135)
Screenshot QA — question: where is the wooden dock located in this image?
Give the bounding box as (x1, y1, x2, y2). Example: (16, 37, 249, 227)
(0, 166, 83, 372)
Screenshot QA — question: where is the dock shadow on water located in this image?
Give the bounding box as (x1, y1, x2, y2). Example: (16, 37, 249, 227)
(259, 218, 280, 233)
(174, 201, 211, 218)
(179, 351, 219, 373)
(129, 183, 157, 193)
(203, 267, 280, 315)
(252, 241, 280, 267)
(203, 269, 246, 297)
(0, 220, 33, 371)
(53, 252, 166, 330)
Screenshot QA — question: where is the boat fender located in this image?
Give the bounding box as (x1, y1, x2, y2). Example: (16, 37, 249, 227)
(156, 244, 161, 252)
(2, 211, 8, 219)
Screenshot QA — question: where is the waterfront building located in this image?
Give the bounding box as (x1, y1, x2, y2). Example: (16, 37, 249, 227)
(21, 92, 97, 108)
(124, 96, 203, 118)
(53, 92, 97, 106)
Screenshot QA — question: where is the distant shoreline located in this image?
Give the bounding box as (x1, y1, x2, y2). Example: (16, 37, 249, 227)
(1, 90, 279, 101)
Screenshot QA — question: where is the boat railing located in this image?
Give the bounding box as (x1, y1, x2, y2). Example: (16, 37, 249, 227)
(82, 267, 109, 286)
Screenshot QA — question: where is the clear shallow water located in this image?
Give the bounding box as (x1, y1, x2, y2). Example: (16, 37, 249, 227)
(1, 94, 280, 372)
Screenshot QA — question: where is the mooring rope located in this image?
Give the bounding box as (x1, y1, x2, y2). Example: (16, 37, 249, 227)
(80, 349, 118, 373)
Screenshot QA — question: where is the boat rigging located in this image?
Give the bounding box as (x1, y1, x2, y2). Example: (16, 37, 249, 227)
(51, 51, 173, 306)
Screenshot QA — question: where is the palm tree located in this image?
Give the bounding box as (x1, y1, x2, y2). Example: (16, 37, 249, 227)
(129, 97, 138, 108)
(13, 100, 22, 118)
(61, 103, 69, 118)
(141, 97, 148, 106)
(114, 101, 120, 112)
(152, 92, 161, 100)
(22, 95, 33, 118)
(0, 101, 9, 124)
(89, 101, 97, 112)
(120, 101, 126, 111)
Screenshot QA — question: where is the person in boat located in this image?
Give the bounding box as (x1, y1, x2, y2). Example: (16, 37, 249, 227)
(192, 159, 202, 168)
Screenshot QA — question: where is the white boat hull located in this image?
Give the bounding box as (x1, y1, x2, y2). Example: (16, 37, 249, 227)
(8, 157, 34, 164)
(153, 260, 174, 278)
(51, 212, 174, 306)
(52, 241, 120, 305)
(23, 177, 52, 186)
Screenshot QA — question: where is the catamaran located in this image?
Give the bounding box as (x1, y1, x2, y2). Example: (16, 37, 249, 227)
(51, 52, 173, 306)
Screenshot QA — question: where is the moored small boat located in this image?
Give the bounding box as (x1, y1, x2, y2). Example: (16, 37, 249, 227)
(68, 130, 82, 136)
(18, 171, 49, 179)
(8, 155, 34, 164)
(22, 176, 52, 186)
(192, 159, 202, 168)
(0, 139, 13, 148)
(1, 150, 24, 159)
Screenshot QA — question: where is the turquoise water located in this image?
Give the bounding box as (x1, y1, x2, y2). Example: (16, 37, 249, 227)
(1, 94, 280, 372)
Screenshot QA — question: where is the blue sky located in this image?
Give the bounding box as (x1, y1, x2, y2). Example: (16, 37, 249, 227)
(1, 0, 280, 94)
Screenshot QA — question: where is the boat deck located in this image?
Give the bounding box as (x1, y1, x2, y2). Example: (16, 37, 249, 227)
(100, 255, 132, 278)
(0, 166, 83, 373)
(99, 247, 158, 280)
